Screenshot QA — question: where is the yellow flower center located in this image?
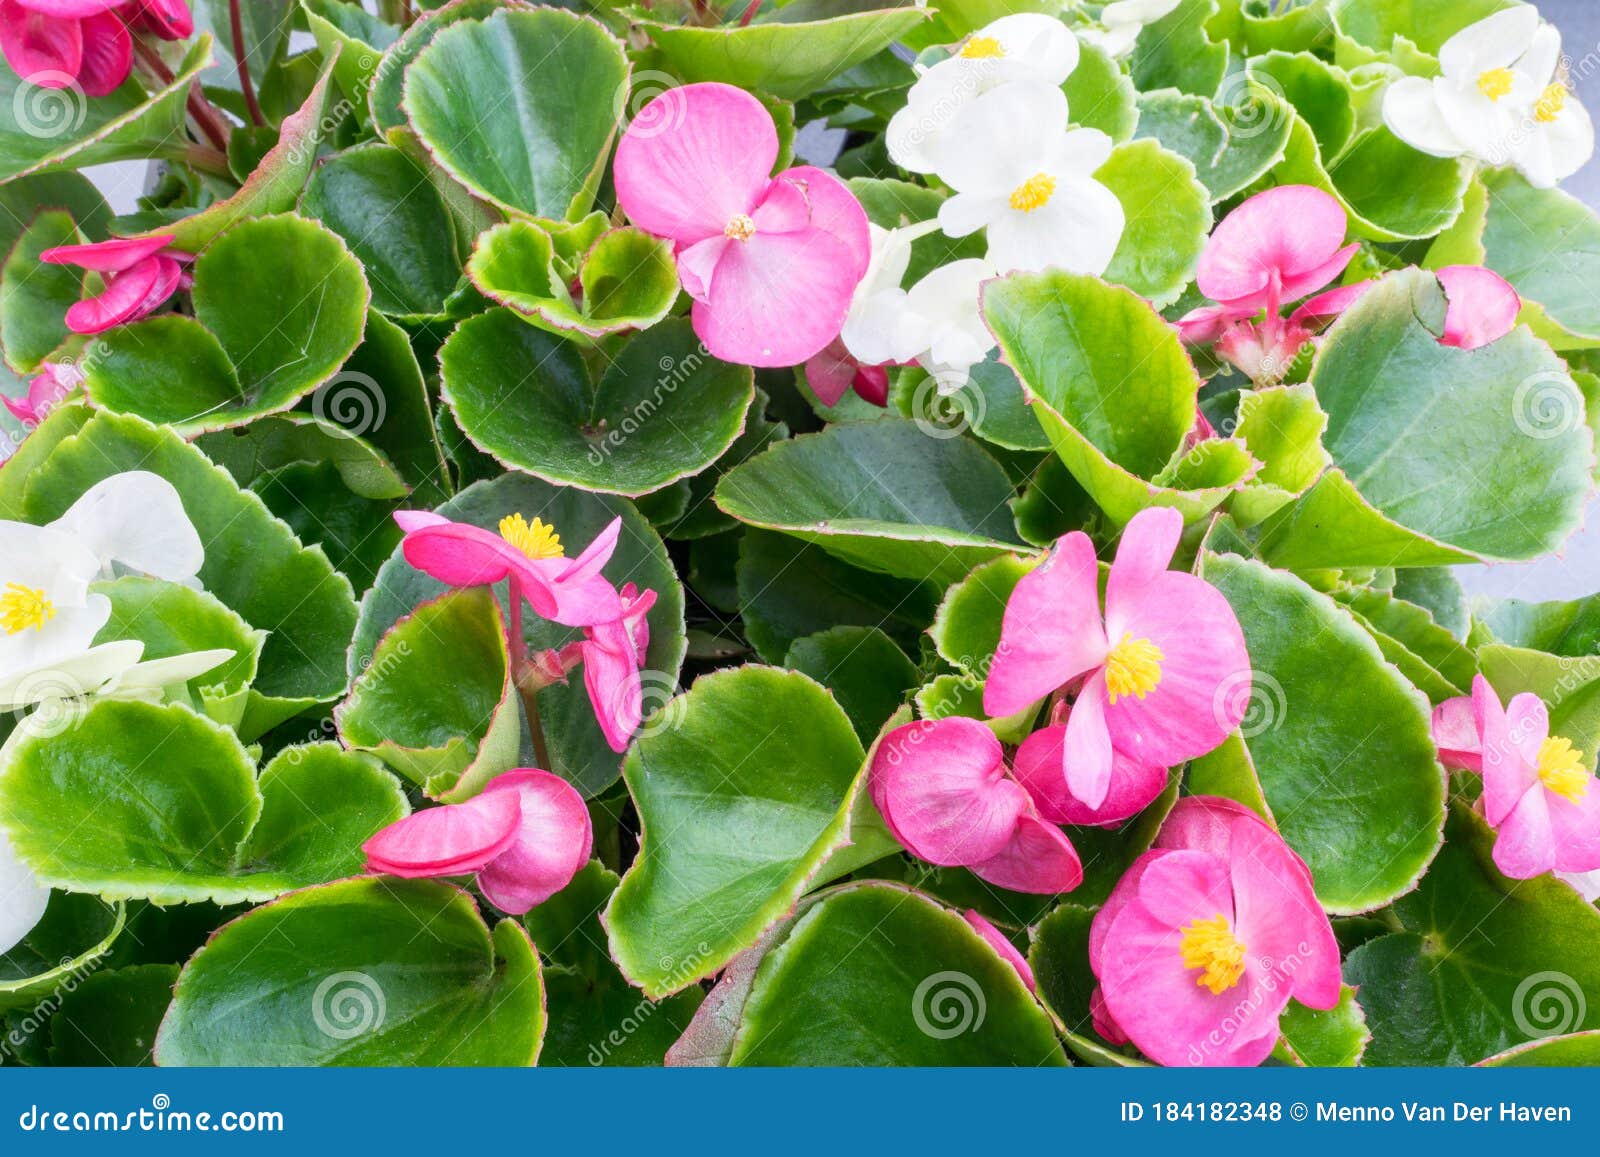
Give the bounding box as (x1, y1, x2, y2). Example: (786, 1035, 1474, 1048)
(1103, 633, 1164, 703)
(498, 514, 564, 561)
(1007, 172, 1057, 213)
(724, 213, 756, 241)
(1537, 735, 1590, 803)
(1477, 67, 1515, 101)
(0, 583, 56, 635)
(1179, 914, 1248, 996)
(959, 35, 1005, 59)
(1535, 82, 1568, 123)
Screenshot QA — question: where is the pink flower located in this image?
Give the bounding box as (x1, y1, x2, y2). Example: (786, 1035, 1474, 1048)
(614, 82, 871, 368)
(2, 361, 82, 427)
(1469, 675, 1600, 880)
(0, 1, 190, 98)
(1296, 264, 1521, 352)
(1090, 796, 1341, 1066)
(802, 337, 889, 408)
(579, 582, 656, 754)
(1429, 692, 1482, 772)
(363, 768, 592, 914)
(962, 909, 1035, 992)
(868, 716, 1082, 894)
(1012, 719, 1168, 827)
(39, 233, 190, 335)
(984, 506, 1249, 811)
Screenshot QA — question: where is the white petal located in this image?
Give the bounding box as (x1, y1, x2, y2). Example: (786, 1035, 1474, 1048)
(0, 521, 98, 597)
(886, 65, 970, 173)
(0, 828, 50, 957)
(51, 471, 204, 581)
(108, 648, 236, 694)
(1515, 101, 1595, 188)
(1434, 78, 1526, 165)
(987, 176, 1125, 275)
(1516, 23, 1563, 87)
(1557, 866, 1600, 903)
(1439, 7, 1540, 79)
(841, 288, 912, 365)
(938, 191, 1008, 237)
(0, 595, 112, 687)
(1383, 76, 1467, 158)
(1049, 126, 1116, 176)
(1082, 22, 1140, 58)
(987, 12, 1080, 88)
(932, 80, 1070, 194)
(0, 637, 143, 709)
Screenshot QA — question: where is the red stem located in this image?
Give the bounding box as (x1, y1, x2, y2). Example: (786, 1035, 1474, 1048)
(228, 0, 266, 127)
(134, 39, 230, 153)
(738, 0, 761, 26)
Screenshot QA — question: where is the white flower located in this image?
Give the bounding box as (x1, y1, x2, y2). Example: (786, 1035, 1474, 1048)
(887, 13, 1079, 173)
(1383, 6, 1593, 189)
(0, 471, 212, 710)
(1081, 0, 1182, 58)
(1557, 866, 1600, 903)
(0, 827, 49, 957)
(932, 81, 1124, 276)
(900, 259, 1000, 392)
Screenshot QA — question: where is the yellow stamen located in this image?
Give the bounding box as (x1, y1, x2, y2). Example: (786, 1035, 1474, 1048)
(0, 583, 55, 635)
(1477, 67, 1515, 101)
(1179, 914, 1248, 996)
(498, 514, 564, 561)
(1535, 83, 1568, 123)
(724, 213, 756, 242)
(1007, 172, 1057, 213)
(959, 35, 1005, 59)
(1103, 633, 1164, 703)
(1537, 735, 1590, 803)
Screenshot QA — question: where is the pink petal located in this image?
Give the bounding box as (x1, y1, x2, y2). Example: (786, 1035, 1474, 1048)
(1106, 506, 1182, 604)
(474, 769, 594, 914)
(803, 337, 860, 407)
(362, 789, 523, 877)
(1102, 570, 1250, 768)
(677, 235, 727, 302)
(969, 812, 1083, 894)
(983, 532, 1108, 717)
(1090, 985, 1129, 1045)
(962, 909, 1035, 992)
(1277, 242, 1360, 305)
(0, 3, 82, 82)
(73, 8, 129, 96)
(868, 717, 1027, 866)
(853, 364, 889, 407)
(750, 175, 810, 234)
(1197, 185, 1352, 309)
(614, 82, 778, 245)
(1289, 280, 1374, 328)
(1436, 264, 1520, 350)
(400, 519, 531, 588)
(1156, 794, 1269, 860)
(581, 588, 655, 754)
(393, 509, 448, 534)
(778, 165, 871, 281)
(134, 0, 191, 38)
(64, 257, 163, 334)
(1430, 694, 1481, 772)
(1547, 781, 1600, 875)
(1063, 672, 1115, 808)
(1176, 303, 1241, 346)
(1227, 813, 1341, 1010)
(1475, 676, 1539, 826)
(1492, 784, 1556, 879)
(1013, 723, 1168, 827)
(42, 233, 173, 274)
(11, 0, 124, 15)
(690, 223, 861, 367)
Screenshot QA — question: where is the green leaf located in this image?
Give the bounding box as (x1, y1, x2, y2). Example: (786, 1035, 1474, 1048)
(1, 210, 80, 374)
(1256, 269, 1594, 568)
(1477, 169, 1600, 349)
(715, 419, 1025, 585)
(1345, 802, 1600, 1066)
(0, 893, 123, 1014)
(1029, 903, 1142, 1065)
(1229, 382, 1330, 527)
(0, 701, 406, 904)
(0, 37, 214, 182)
(1275, 986, 1370, 1066)
(1096, 138, 1212, 308)
(929, 553, 1036, 675)
(337, 588, 521, 801)
(350, 472, 685, 797)
(1478, 1032, 1600, 1067)
(605, 666, 868, 997)
(84, 215, 370, 435)
(367, 0, 506, 134)
(985, 270, 1257, 524)
(249, 461, 401, 595)
(1063, 37, 1139, 142)
(1479, 592, 1600, 657)
(301, 0, 398, 106)
(339, 310, 452, 506)
(1202, 552, 1445, 912)
(663, 390, 789, 540)
(403, 7, 628, 221)
(1249, 50, 1355, 157)
(45, 963, 177, 1067)
(783, 626, 918, 745)
(196, 414, 410, 502)
(467, 219, 680, 341)
(301, 143, 463, 320)
(441, 312, 752, 497)
(1131, 0, 1229, 97)
(1133, 85, 1294, 202)
(18, 410, 358, 728)
(727, 882, 1066, 1065)
(157, 878, 544, 1065)
(642, 1, 932, 102)
(0, 172, 108, 260)
(1329, 0, 1512, 73)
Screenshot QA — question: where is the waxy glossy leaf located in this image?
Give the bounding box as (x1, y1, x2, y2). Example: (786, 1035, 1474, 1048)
(1475, 170, 1600, 349)
(368, 0, 510, 134)
(727, 883, 1066, 1065)
(157, 878, 544, 1066)
(1346, 803, 1600, 1066)
(1131, 0, 1228, 97)
(985, 270, 1257, 524)
(302, 0, 398, 106)
(716, 419, 1025, 586)
(1257, 270, 1594, 568)
(0, 893, 123, 1014)
(441, 311, 752, 497)
(197, 414, 410, 502)
(0, 700, 406, 904)
(1329, 0, 1508, 74)
(45, 963, 176, 1067)
(606, 666, 868, 997)
(403, 7, 629, 221)
(1275, 986, 1370, 1067)
(1029, 903, 1142, 1066)
(1203, 552, 1445, 913)
(1, 210, 80, 374)
(1132, 87, 1293, 202)
(84, 214, 370, 435)
(783, 626, 919, 746)
(1097, 139, 1212, 308)
(1063, 38, 1139, 143)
